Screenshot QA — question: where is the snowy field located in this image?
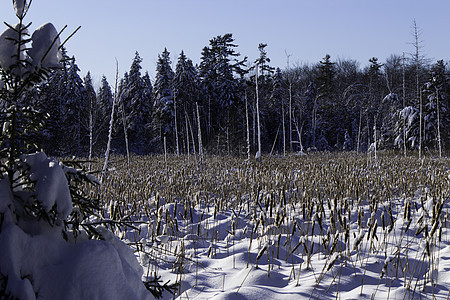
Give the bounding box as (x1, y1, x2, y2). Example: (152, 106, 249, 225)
(96, 153, 450, 299)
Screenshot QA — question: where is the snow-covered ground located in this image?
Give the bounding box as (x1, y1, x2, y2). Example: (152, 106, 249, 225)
(1, 152, 449, 299)
(102, 154, 450, 300)
(127, 196, 450, 299)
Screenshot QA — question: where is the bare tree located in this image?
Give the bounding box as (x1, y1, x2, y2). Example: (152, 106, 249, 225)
(102, 60, 119, 181)
(285, 51, 293, 152)
(410, 19, 427, 158)
(402, 53, 407, 157)
(196, 102, 203, 161)
(255, 63, 262, 160)
(436, 88, 442, 157)
(173, 93, 180, 156)
(245, 90, 251, 160)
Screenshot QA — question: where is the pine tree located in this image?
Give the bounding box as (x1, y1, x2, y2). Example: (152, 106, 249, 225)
(423, 60, 448, 156)
(152, 48, 175, 151)
(63, 57, 87, 155)
(367, 57, 389, 150)
(141, 71, 154, 150)
(96, 75, 113, 152)
(173, 51, 198, 155)
(115, 52, 152, 154)
(198, 33, 247, 153)
(268, 67, 285, 154)
(127, 52, 152, 153)
(315, 54, 336, 150)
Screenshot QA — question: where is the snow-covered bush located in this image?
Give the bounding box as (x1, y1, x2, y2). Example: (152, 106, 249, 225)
(0, 1, 154, 299)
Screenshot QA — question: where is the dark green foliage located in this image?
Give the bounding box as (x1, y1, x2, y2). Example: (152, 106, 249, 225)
(152, 48, 175, 150)
(173, 50, 199, 154)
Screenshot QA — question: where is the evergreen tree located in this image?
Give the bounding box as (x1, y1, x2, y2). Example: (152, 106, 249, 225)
(422, 60, 448, 154)
(128, 52, 152, 153)
(198, 33, 247, 153)
(96, 75, 113, 152)
(141, 71, 154, 150)
(315, 54, 336, 150)
(367, 57, 390, 149)
(115, 52, 152, 154)
(267, 67, 285, 153)
(253, 43, 275, 152)
(63, 57, 87, 155)
(152, 48, 175, 151)
(173, 51, 198, 154)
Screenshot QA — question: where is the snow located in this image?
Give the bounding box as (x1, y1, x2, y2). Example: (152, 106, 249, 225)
(23, 152, 72, 220)
(117, 172, 450, 300)
(0, 152, 152, 299)
(2, 151, 450, 299)
(0, 21, 61, 71)
(13, 0, 27, 17)
(0, 177, 13, 212)
(28, 22, 62, 68)
(0, 23, 27, 70)
(0, 220, 151, 300)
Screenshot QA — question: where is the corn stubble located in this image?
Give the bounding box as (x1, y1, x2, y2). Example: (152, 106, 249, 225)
(86, 152, 449, 298)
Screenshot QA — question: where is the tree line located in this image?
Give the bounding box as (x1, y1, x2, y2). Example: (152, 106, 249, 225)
(24, 33, 449, 157)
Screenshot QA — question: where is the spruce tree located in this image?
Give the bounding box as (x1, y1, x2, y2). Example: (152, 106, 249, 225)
(127, 52, 152, 153)
(63, 57, 87, 155)
(316, 54, 336, 150)
(268, 67, 285, 154)
(96, 75, 113, 152)
(152, 48, 175, 151)
(173, 51, 198, 154)
(198, 33, 247, 153)
(423, 60, 448, 155)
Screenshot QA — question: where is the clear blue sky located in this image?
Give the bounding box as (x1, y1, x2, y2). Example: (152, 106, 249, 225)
(2, 0, 450, 86)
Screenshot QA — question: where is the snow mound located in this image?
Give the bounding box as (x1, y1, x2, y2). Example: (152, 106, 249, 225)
(28, 22, 62, 68)
(0, 220, 151, 300)
(0, 152, 152, 299)
(23, 152, 72, 220)
(0, 23, 27, 70)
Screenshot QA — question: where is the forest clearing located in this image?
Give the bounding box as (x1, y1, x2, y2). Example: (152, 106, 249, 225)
(89, 152, 450, 299)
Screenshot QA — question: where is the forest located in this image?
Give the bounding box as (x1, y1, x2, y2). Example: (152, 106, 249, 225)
(24, 33, 449, 158)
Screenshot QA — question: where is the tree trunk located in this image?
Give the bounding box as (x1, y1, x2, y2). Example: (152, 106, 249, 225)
(196, 102, 203, 161)
(121, 99, 130, 166)
(312, 95, 318, 149)
(419, 89, 422, 159)
(357, 109, 362, 153)
(402, 53, 407, 157)
(245, 90, 251, 160)
(282, 96, 286, 156)
(102, 60, 119, 181)
(174, 94, 179, 156)
(255, 63, 262, 160)
(289, 83, 292, 152)
(436, 88, 442, 158)
(88, 97, 93, 171)
(185, 111, 190, 160)
(373, 115, 377, 163)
